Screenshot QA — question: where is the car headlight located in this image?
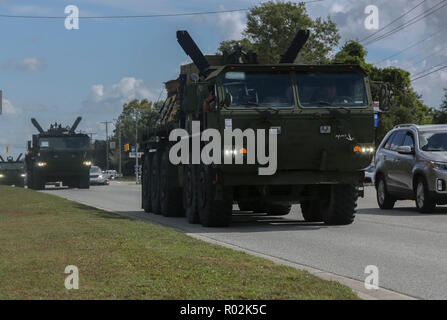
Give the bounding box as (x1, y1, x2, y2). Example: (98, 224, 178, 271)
(98, 175, 103, 179)
(0, 174, 4, 178)
(21, 174, 26, 177)
(37, 162, 47, 167)
(429, 161, 447, 170)
(83, 161, 92, 166)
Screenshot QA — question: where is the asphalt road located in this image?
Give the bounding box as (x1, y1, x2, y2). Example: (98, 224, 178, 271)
(43, 182, 447, 299)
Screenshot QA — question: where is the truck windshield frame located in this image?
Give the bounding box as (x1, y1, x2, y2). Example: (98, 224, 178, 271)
(39, 136, 90, 150)
(295, 72, 368, 109)
(222, 71, 295, 109)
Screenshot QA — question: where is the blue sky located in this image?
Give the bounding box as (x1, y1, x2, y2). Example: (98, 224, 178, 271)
(0, 0, 446, 156)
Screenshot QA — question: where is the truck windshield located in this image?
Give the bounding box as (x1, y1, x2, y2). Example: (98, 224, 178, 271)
(39, 137, 89, 150)
(296, 73, 367, 108)
(419, 131, 447, 151)
(222, 72, 294, 108)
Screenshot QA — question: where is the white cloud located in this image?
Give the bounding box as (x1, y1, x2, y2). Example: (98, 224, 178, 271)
(2, 99, 22, 115)
(3, 57, 47, 72)
(82, 77, 158, 115)
(216, 5, 246, 40)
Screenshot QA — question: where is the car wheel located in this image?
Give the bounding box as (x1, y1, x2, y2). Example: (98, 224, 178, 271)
(415, 178, 436, 213)
(376, 176, 396, 209)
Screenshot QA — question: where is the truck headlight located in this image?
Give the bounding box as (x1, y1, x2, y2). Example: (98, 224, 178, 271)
(0, 174, 4, 178)
(37, 162, 47, 167)
(83, 161, 92, 166)
(429, 161, 447, 170)
(21, 174, 26, 177)
(353, 145, 375, 153)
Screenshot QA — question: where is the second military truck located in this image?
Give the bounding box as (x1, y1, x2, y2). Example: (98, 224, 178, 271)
(140, 30, 376, 227)
(25, 117, 92, 190)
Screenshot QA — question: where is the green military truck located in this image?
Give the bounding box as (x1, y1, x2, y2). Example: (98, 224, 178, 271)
(140, 30, 376, 227)
(25, 117, 92, 190)
(0, 154, 26, 187)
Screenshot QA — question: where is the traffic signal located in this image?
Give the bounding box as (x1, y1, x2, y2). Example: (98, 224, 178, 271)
(124, 144, 130, 152)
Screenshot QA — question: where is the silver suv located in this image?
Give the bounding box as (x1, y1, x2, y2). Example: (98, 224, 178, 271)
(375, 124, 447, 213)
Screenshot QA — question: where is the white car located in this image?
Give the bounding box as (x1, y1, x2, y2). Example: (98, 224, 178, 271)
(364, 165, 375, 184)
(103, 170, 118, 180)
(90, 166, 109, 185)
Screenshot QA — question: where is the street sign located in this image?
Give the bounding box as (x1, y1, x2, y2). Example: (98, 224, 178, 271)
(130, 146, 136, 153)
(129, 152, 143, 159)
(109, 141, 116, 150)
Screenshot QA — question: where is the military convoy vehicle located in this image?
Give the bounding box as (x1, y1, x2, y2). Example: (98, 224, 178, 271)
(140, 30, 376, 227)
(0, 154, 26, 187)
(25, 117, 92, 190)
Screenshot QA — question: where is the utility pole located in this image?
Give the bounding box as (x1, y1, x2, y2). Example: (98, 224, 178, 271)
(113, 118, 122, 176)
(135, 110, 139, 184)
(100, 121, 112, 170)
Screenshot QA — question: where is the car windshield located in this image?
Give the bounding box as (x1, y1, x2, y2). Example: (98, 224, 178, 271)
(296, 73, 367, 108)
(0, 163, 24, 170)
(90, 166, 101, 173)
(39, 137, 89, 150)
(222, 72, 294, 108)
(419, 131, 447, 151)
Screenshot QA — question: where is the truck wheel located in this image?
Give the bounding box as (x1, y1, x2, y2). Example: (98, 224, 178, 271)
(322, 184, 357, 225)
(32, 171, 45, 190)
(300, 201, 324, 222)
(160, 150, 183, 217)
(150, 152, 161, 214)
(265, 203, 291, 216)
(142, 153, 152, 213)
(198, 164, 233, 227)
(79, 175, 90, 189)
(415, 178, 436, 213)
(184, 164, 200, 224)
(376, 176, 395, 209)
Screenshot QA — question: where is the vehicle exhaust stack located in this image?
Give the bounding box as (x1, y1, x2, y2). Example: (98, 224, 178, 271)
(279, 29, 310, 64)
(176, 30, 210, 76)
(69, 116, 82, 134)
(31, 118, 45, 134)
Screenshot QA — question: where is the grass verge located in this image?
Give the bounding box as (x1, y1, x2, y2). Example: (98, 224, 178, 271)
(0, 186, 358, 300)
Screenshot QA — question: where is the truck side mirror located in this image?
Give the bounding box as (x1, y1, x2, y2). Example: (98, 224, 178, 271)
(224, 92, 232, 107)
(397, 145, 414, 155)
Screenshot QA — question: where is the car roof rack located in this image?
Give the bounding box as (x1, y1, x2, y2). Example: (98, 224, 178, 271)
(393, 124, 417, 129)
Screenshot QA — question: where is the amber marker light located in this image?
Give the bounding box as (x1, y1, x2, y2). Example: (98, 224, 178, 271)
(353, 146, 361, 153)
(240, 147, 247, 154)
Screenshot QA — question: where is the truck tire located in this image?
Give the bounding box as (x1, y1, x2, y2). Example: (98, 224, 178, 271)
(265, 203, 291, 216)
(300, 201, 323, 222)
(150, 152, 161, 214)
(376, 175, 395, 209)
(197, 164, 233, 227)
(79, 175, 90, 189)
(184, 164, 200, 224)
(160, 150, 184, 217)
(322, 184, 357, 225)
(31, 170, 45, 190)
(415, 177, 436, 213)
(142, 153, 152, 213)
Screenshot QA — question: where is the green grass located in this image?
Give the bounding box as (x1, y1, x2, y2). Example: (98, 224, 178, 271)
(0, 186, 358, 300)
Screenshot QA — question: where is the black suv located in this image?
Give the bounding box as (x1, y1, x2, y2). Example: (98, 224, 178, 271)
(375, 124, 447, 213)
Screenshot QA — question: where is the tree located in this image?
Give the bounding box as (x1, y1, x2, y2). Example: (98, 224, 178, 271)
(433, 89, 447, 124)
(217, 1, 340, 64)
(110, 99, 159, 175)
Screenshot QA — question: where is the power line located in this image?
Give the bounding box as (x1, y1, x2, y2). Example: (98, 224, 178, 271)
(364, 0, 447, 45)
(412, 59, 447, 78)
(377, 24, 447, 63)
(0, 1, 328, 20)
(411, 63, 447, 81)
(360, 0, 426, 43)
